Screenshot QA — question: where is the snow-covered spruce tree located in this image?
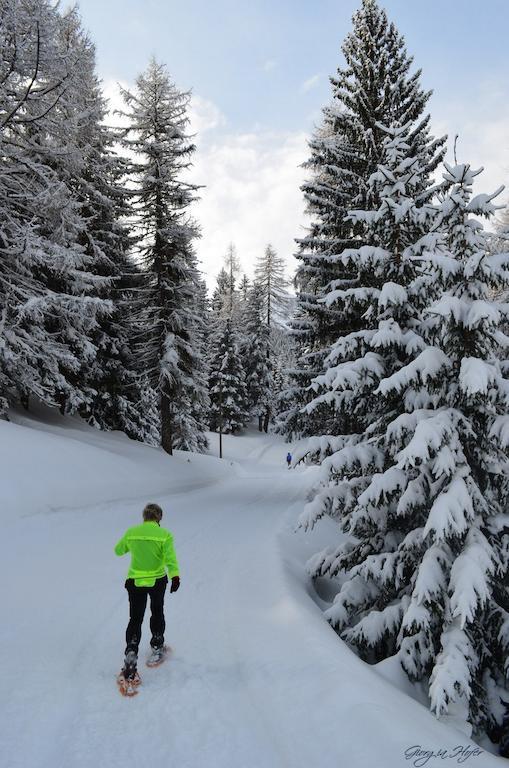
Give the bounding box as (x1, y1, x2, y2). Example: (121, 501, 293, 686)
(415, 164, 509, 733)
(270, 322, 296, 419)
(244, 283, 274, 432)
(208, 319, 249, 434)
(274, 303, 314, 441)
(239, 274, 250, 304)
(211, 267, 232, 319)
(299, 122, 438, 506)
(0, 0, 110, 416)
(174, 251, 210, 453)
(301, 153, 509, 734)
(119, 58, 207, 455)
(280, 0, 445, 441)
(237, 274, 251, 332)
(136, 374, 161, 446)
(53, 8, 147, 437)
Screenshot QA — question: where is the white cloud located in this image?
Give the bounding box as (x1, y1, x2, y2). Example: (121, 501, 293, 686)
(188, 130, 308, 287)
(189, 94, 227, 135)
(102, 78, 130, 126)
(301, 74, 321, 93)
(262, 59, 277, 73)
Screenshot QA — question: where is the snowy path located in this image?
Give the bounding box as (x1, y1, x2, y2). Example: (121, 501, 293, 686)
(0, 416, 503, 767)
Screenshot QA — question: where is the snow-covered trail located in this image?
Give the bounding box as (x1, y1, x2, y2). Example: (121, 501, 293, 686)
(2, 450, 308, 768)
(0, 415, 503, 767)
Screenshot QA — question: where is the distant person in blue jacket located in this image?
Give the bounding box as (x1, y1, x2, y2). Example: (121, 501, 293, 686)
(286, 452, 292, 469)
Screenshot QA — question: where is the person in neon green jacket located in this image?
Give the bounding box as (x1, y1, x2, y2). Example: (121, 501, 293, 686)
(115, 502, 180, 681)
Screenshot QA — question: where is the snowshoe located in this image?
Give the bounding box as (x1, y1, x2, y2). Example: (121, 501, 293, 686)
(116, 669, 141, 697)
(117, 650, 141, 696)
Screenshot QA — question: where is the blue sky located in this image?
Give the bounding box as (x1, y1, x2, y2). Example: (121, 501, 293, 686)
(76, 0, 509, 283)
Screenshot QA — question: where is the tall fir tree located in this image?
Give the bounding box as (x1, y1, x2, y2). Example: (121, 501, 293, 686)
(300, 140, 509, 735)
(175, 249, 210, 452)
(211, 267, 232, 319)
(239, 274, 251, 304)
(244, 283, 274, 432)
(208, 319, 249, 434)
(279, 0, 445, 440)
(119, 58, 207, 454)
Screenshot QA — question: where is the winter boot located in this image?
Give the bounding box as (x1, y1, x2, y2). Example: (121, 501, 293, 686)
(117, 650, 141, 696)
(122, 650, 139, 679)
(147, 635, 168, 667)
(151, 634, 164, 651)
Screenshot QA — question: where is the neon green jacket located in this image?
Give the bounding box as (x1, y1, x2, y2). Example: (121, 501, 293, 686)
(114, 521, 180, 587)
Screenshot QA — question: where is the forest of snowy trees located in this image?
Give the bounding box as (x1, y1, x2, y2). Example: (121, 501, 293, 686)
(0, 0, 294, 454)
(2, 0, 509, 751)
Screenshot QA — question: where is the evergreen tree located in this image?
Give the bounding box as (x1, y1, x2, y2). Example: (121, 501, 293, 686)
(119, 58, 206, 454)
(239, 274, 250, 304)
(237, 274, 251, 331)
(211, 267, 231, 319)
(209, 319, 249, 434)
(0, 0, 110, 416)
(300, 145, 509, 734)
(244, 284, 274, 432)
(271, 323, 297, 428)
(54, 8, 145, 437)
(175, 252, 210, 453)
(300, 123, 438, 522)
(136, 374, 161, 446)
(280, 0, 445, 440)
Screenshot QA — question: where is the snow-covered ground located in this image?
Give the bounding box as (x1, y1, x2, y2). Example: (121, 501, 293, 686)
(0, 409, 503, 767)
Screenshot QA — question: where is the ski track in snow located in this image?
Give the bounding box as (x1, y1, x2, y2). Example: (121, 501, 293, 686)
(0, 415, 503, 767)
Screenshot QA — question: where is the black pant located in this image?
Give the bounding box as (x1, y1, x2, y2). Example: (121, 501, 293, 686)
(125, 575, 167, 655)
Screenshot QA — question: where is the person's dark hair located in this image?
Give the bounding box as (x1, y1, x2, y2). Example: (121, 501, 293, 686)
(143, 503, 163, 522)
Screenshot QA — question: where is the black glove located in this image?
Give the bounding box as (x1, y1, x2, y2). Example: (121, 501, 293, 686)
(170, 576, 180, 593)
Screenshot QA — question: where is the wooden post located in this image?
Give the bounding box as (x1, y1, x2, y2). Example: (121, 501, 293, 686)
(219, 377, 223, 459)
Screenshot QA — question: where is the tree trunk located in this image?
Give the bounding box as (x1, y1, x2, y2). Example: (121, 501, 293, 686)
(57, 392, 67, 416)
(160, 384, 173, 455)
(263, 408, 270, 433)
(258, 414, 263, 432)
